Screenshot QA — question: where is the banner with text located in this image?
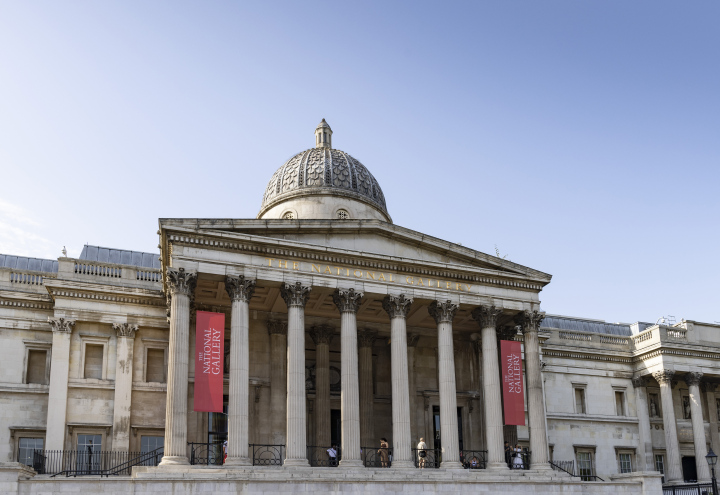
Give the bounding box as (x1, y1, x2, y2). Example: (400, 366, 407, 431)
(193, 311, 225, 413)
(501, 339, 525, 426)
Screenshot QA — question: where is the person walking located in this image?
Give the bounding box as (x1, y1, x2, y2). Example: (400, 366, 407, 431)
(378, 438, 390, 468)
(416, 437, 428, 469)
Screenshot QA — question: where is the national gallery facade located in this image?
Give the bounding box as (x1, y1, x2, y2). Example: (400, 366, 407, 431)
(0, 121, 714, 494)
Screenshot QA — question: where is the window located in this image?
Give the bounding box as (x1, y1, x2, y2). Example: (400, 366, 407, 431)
(682, 395, 691, 419)
(615, 391, 626, 416)
(337, 209, 349, 219)
(618, 451, 633, 473)
(145, 348, 166, 383)
(76, 434, 102, 474)
(17, 438, 43, 467)
(575, 388, 587, 414)
(140, 435, 164, 465)
(282, 211, 295, 220)
(83, 344, 104, 379)
(26, 350, 48, 385)
(655, 454, 665, 483)
(576, 449, 595, 481)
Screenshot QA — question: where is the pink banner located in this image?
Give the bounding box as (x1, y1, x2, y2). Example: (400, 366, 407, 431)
(501, 340, 525, 426)
(193, 311, 225, 413)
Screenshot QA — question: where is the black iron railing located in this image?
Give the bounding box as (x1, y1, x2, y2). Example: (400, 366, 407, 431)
(550, 460, 575, 476)
(508, 450, 531, 470)
(189, 441, 224, 466)
(662, 483, 714, 495)
(412, 448, 441, 468)
(460, 450, 487, 469)
(250, 444, 284, 466)
(362, 446, 393, 468)
(307, 446, 341, 467)
(30, 448, 162, 477)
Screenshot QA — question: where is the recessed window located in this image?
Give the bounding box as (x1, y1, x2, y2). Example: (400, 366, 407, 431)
(26, 350, 48, 385)
(618, 452, 633, 473)
(282, 211, 295, 220)
(337, 209, 349, 219)
(574, 388, 587, 414)
(141, 435, 164, 454)
(615, 391, 626, 416)
(145, 348, 166, 383)
(575, 449, 595, 481)
(18, 438, 43, 467)
(83, 344, 104, 379)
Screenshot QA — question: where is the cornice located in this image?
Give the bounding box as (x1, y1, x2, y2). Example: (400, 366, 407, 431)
(44, 280, 165, 307)
(0, 298, 54, 311)
(543, 349, 634, 364)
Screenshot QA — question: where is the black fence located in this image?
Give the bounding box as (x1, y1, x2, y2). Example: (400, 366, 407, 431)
(188, 441, 224, 466)
(251, 444, 284, 466)
(362, 446, 393, 468)
(30, 448, 162, 477)
(307, 446, 340, 467)
(460, 450, 487, 469)
(550, 460, 575, 476)
(412, 448, 441, 468)
(663, 483, 715, 495)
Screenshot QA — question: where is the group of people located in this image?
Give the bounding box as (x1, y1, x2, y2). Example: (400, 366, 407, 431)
(505, 441, 526, 469)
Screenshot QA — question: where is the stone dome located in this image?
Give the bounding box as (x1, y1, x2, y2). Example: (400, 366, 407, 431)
(258, 120, 391, 222)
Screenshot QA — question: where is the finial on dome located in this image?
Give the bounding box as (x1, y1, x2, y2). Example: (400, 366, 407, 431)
(315, 119, 332, 149)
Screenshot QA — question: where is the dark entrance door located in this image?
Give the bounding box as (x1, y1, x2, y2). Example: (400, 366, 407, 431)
(330, 409, 341, 447)
(682, 456, 697, 482)
(432, 406, 464, 456)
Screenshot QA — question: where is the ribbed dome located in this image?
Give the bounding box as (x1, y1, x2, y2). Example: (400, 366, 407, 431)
(258, 121, 389, 220)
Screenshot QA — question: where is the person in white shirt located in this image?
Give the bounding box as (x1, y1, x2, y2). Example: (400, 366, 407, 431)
(416, 438, 428, 469)
(327, 444, 338, 466)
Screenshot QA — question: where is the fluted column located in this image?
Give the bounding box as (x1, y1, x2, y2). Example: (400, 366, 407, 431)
(428, 300, 462, 469)
(471, 306, 507, 470)
(160, 268, 197, 466)
(358, 329, 377, 449)
(632, 376, 654, 471)
(281, 282, 311, 467)
(383, 295, 414, 469)
(653, 370, 682, 482)
(224, 275, 256, 466)
(310, 325, 334, 447)
(111, 323, 138, 451)
(706, 384, 720, 458)
(686, 372, 710, 482)
(333, 288, 364, 467)
(516, 310, 551, 470)
(45, 317, 75, 452)
(407, 333, 420, 444)
(267, 320, 288, 446)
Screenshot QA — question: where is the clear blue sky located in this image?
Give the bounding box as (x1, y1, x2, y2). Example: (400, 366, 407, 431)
(1, 1, 718, 325)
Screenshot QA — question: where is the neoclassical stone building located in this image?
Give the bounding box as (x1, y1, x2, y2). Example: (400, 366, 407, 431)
(0, 120, 713, 494)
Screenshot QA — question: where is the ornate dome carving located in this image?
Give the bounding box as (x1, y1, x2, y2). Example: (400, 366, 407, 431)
(258, 120, 389, 220)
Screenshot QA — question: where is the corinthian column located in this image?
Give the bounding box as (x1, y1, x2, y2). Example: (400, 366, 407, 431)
(310, 325, 334, 447)
(383, 295, 414, 469)
(685, 372, 710, 482)
(653, 370, 682, 482)
(407, 333, 420, 444)
(706, 383, 720, 459)
(632, 376, 654, 471)
(428, 300, 462, 469)
(160, 267, 197, 466)
(224, 275, 256, 466)
(471, 305, 507, 470)
(111, 323, 138, 452)
(267, 320, 287, 446)
(516, 310, 551, 470)
(281, 282, 311, 467)
(332, 288, 364, 467)
(45, 317, 75, 452)
(358, 329, 377, 450)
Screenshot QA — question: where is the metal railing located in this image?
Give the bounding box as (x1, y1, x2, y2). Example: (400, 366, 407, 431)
(507, 450, 531, 470)
(188, 441, 224, 466)
(31, 448, 162, 476)
(362, 445, 393, 468)
(550, 460, 575, 476)
(412, 448, 441, 469)
(307, 446, 341, 467)
(250, 444, 284, 466)
(663, 483, 714, 495)
(460, 450, 487, 469)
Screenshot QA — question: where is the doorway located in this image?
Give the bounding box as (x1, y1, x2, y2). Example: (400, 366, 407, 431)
(330, 409, 341, 447)
(432, 406, 464, 453)
(682, 456, 697, 482)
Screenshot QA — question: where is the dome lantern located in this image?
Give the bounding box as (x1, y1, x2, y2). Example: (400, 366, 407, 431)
(315, 119, 332, 149)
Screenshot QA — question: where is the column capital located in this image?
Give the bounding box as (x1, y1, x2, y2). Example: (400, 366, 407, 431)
(310, 325, 335, 346)
(407, 332, 420, 347)
(497, 324, 518, 341)
(332, 288, 363, 313)
(653, 369, 675, 385)
(685, 372, 704, 387)
(706, 382, 718, 393)
(428, 300, 458, 324)
(225, 275, 256, 302)
(471, 305, 502, 328)
(267, 319, 288, 336)
(280, 282, 311, 308)
(48, 317, 75, 333)
(514, 310, 545, 334)
(382, 294, 413, 319)
(113, 323, 138, 338)
(166, 267, 197, 296)
(358, 329, 378, 348)
(632, 376, 648, 388)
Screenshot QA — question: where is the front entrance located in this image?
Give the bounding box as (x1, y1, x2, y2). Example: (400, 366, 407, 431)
(682, 456, 697, 482)
(432, 406, 464, 454)
(330, 409, 341, 447)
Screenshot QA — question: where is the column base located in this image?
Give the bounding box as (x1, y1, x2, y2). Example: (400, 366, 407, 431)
(486, 461, 510, 471)
(440, 460, 464, 470)
(283, 458, 310, 467)
(530, 462, 553, 471)
(158, 456, 189, 466)
(339, 459, 364, 468)
(224, 457, 251, 467)
(390, 460, 415, 470)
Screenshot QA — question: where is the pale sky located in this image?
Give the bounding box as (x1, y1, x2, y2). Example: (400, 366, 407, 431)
(0, 1, 718, 325)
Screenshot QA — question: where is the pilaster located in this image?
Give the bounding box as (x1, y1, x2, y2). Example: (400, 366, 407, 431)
(310, 325, 334, 447)
(357, 329, 377, 450)
(685, 372, 710, 482)
(45, 317, 75, 452)
(111, 323, 138, 451)
(653, 370, 683, 482)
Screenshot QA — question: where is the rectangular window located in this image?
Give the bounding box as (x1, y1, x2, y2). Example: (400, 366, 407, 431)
(618, 453, 633, 473)
(141, 435, 164, 453)
(17, 438, 43, 467)
(615, 391, 625, 416)
(145, 348, 166, 383)
(83, 344, 104, 379)
(575, 388, 586, 414)
(655, 454, 665, 483)
(576, 451, 594, 481)
(26, 350, 48, 385)
(76, 434, 102, 474)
